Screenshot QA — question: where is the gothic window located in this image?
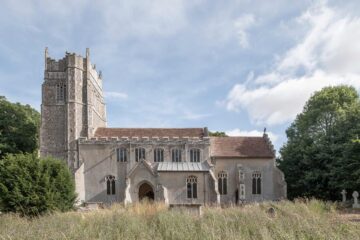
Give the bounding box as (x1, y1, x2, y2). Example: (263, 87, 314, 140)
(252, 172, 261, 195)
(56, 83, 66, 102)
(172, 148, 182, 162)
(240, 184, 245, 200)
(186, 176, 197, 199)
(105, 175, 116, 195)
(218, 171, 228, 195)
(135, 147, 146, 162)
(190, 148, 201, 162)
(116, 148, 127, 162)
(154, 148, 164, 162)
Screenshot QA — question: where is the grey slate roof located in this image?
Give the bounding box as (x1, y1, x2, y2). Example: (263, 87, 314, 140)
(156, 162, 210, 172)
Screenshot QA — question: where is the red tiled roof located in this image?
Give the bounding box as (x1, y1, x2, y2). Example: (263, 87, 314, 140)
(94, 127, 205, 138)
(210, 137, 274, 158)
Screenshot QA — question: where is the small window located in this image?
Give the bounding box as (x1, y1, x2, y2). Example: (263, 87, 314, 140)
(172, 148, 182, 162)
(105, 175, 116, 195)
(190, 148, 200, 162)
(218, 171, 228, 195)
(154, 148, 164, 162)
(116, 148, 127, 162)
(56, 83, 66, 102)
(135, 147, 146, 162)
(252, 172, 261, 195)
(186, 176, 197, 199)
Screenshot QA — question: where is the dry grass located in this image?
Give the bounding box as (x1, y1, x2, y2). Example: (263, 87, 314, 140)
(0, 199, 359, 240)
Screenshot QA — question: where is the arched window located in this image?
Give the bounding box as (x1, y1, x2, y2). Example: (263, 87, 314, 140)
(116, 148, 127, 162)
(172, 148, 182, 162)
(105, 175, 116, 195)
(190, 148, 200, 162)
(252, 172, 261, 195)
(186, 176, 197, 199)
(56, 83, 66, 102)
(135, 147, 146, 162)
(218, 171, 227, 195)
(154, 148, 164, 162)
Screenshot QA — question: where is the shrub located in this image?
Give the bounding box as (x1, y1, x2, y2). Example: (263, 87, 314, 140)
(0, 153, 76, 216)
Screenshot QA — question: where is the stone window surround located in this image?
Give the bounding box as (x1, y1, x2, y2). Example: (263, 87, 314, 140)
(218, 171, 228, 195)
(56, 83, 66, 103)
(252, 171, 262, 195)
(189, 148, 201, 162)
(135, 147, 146, 162)
(186, 176, 198, 199)
(154, 148, 164, 162)
(116, 148, 127, 162)
(105, 175, 116, 195)
(171, 148, 182, 162)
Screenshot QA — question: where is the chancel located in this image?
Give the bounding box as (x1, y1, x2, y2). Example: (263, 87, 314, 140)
(40, 49, 287, 206)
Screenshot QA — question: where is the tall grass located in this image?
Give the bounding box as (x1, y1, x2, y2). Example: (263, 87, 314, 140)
(0, 199, 359, 240)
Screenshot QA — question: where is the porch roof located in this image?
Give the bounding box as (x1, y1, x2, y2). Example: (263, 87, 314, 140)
(156, 162, 210, 172)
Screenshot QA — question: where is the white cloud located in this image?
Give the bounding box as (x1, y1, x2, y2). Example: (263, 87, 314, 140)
(105, 91, 128, 100)
(182, 111, 211, 120)
(226, 128, 278, 143)
(234, 14, 256, 48)
(225, 0, 360, 126)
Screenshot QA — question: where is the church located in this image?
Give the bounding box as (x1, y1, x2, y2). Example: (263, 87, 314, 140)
(40, 49, 287, 207)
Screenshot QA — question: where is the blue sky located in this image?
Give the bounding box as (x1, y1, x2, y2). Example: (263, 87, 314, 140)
(1, 0, 360, 153)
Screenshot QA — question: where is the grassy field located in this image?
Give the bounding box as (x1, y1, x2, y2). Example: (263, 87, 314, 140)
(0, 200, 359, 240)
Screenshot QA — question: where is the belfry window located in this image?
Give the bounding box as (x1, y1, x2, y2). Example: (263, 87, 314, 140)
(116, 148, 127, 162)
(218, 171, 228, 195)
(135, 147, 146, 162)
(154, 148, 164, 162)
(186, 176, 197, 199)
(105, 175, 116, 195)
(190, 148, 200, 162)
(172, 148, 182, 162)
(252, 172, 261, 195)
(56, 83, 66, 102)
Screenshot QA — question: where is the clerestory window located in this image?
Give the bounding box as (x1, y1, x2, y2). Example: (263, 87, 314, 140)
(172, 148, 182, 162)
(154, 148, 164, 162)
(116, 148, 127, 162)
(135, 147, 146, 162)
(189, 148, 201, 162)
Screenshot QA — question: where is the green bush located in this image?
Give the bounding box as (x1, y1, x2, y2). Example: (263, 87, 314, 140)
(0, 153, 76, 216)
(0, 96, 40, 159)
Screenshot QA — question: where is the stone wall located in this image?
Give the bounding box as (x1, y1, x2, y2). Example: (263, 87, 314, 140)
(40, 49, 107, 170)
(77, 137, 211, 203)
(213, 157, 286, 203)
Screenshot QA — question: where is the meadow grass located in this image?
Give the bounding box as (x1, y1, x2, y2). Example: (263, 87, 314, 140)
(0, 199, 359, 240)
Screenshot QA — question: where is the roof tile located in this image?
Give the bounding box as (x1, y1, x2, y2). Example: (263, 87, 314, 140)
(210, 137, 274, 158)
(94, 128, 204, 138)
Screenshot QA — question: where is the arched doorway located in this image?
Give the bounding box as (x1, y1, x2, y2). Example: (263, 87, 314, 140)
(138, 182, 154, 201)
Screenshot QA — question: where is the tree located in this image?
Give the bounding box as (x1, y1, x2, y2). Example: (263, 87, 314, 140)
(209, 131, 228, 137)
(0, 153, 76, 216)
(0, 96, 40, 158)
(278, 86, 360, 200)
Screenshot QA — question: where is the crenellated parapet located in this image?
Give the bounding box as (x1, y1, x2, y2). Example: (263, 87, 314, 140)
(78, 136, 211, 146)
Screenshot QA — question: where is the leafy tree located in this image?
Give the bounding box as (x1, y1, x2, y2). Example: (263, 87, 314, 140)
(278, 86, 360, 200)
(209, 131, 228, 137)
(0, 96, 40, 158)
(0, 153, 76, 216)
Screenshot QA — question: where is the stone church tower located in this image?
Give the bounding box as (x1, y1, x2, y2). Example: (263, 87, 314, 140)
(40, 48, 107, 170)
